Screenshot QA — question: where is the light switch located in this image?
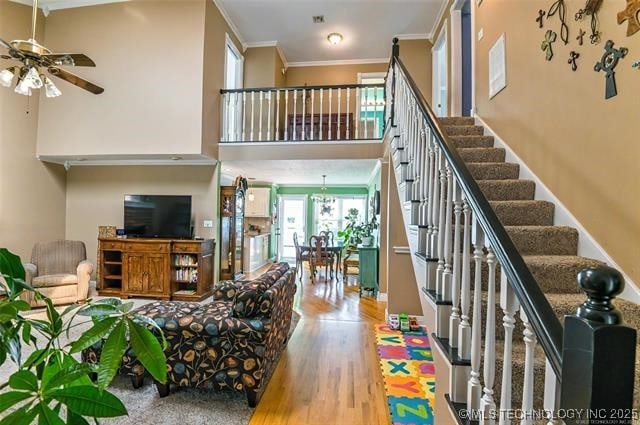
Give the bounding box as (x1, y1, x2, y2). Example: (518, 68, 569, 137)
(478, 28, 484, 41)
(203, 220, 213, 228)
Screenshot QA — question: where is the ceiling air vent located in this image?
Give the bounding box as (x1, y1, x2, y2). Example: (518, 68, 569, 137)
(312, 15, 325, 24)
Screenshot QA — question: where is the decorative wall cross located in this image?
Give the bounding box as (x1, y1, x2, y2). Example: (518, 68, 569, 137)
(568, 51, 580, 71)
(617, 0, 640, 36)
(541, 30, 557, 61)
(633, 60, 640, 70)
(594, 40, 628, 99)
(548, 0, 569, 44)
(537, 10, 546, 28)
(577, 28, 586, 45)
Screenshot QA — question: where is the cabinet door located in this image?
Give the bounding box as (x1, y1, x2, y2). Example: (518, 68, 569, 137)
(123, 253, 146, 294)
(146, 254, 168, 295)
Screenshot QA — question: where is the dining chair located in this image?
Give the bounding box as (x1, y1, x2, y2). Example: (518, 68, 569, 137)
(319, 230, 337, 273)
(309, 235, 332, 283)
(343, 245, 359, 283)
(293, 232, 310, 282)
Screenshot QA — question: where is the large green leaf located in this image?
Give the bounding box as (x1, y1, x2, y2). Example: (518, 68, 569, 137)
(0, 248, 25, 281)
(8, 370, 38, 392)
(131, 315, 167, 350)
(69, 317, 118, 354)
(0, 404, 38, 425)
(36, 404, 66, 425)
(44, 298, 63, 336)
(0, 391, 33, 414)
(42, 356, 95, 392)
(76, 304, 121, 318)
(23, 348, 53, 369)
(0, 304, 18, 323)
(46, 386, 127, 418)
(97, 320, 127, 390)
(67, 410, 90, 425)
(128, 320, 167, 383)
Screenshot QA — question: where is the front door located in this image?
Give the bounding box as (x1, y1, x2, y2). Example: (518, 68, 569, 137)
(278, 195, 307, 262)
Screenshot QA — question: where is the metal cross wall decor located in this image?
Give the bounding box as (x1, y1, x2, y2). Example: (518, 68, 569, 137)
(537, 9, 546, 28)
(548, 0, 569, 44)
(617, 0, 640, 36)
(575, 0, 602, 44)
(594, 40, 628, 99)
(568, 51, 580, 71)
(577, 28, 586, 45)
(542, 30, 557, 61)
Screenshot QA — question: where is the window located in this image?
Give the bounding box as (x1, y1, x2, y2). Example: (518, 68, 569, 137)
(358, 73, 385, 138)
(313, 195, 368, 236)
(224, 34, 244, 140)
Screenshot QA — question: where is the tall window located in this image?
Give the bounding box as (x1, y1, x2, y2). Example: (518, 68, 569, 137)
(313, 195, 368, 235)
(359, 73, 385, 138)
(224, 34, 243, 139)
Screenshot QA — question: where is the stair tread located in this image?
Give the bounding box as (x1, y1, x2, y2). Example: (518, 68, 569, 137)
(439, 116, 475, 126)
(448, 135, 494, 148)
(443, 125, 484, 136)
(467, 162, 520, 180)
(506, 226, 578, 256)
(457, 147, 506, 163)
(479, 180, 536, 201)
(490, 200, 554, 226)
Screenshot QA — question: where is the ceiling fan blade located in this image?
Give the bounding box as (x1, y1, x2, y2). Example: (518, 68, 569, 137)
(42, 53, 96, 67)
(48, 67, 104, 95)
(0, 38, 26, 60)
(0, 37, 12, 49)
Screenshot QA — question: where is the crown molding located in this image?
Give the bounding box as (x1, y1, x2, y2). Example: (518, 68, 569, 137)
(244, 40, 289, 67)
(211, 0, 246, 49)
(430, 0, 450, 43)
(9, 0, 128, 11)
(394, 33, 431, 40)
(287, 58, 389, 68)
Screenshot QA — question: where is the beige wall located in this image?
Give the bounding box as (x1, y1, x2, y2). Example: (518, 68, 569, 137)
(398, 39, 433, 103)
(244, 47, 279, 88)
(0, 2, 67, 262)
(475, 0, 640, 284)
(65, 165, 220, 280)
(37, 1, 205, 158)
(284, 63, 388, 86)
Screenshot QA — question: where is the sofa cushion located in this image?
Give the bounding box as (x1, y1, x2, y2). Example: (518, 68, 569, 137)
(32, 274, 78, 288)
(233, 280, 269, 318)
(212, 280, 240, 302)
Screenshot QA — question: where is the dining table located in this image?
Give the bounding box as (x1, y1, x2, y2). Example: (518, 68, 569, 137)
(298, 244, 343, 277)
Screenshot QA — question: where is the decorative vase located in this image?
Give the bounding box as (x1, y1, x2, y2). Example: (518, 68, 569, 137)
(362, 236, 373, 247)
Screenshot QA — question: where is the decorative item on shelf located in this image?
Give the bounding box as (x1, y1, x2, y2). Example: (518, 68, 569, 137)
(568, 51, 580, 71)
(536, 9, 546, 28)
(577, 28, 587, 45)
(98, 225, 117, 238)
(617, 0, 640, 36)
(0, 0, 103, 97)
(542, 30, 558, 61)
(548, 0, 569, 45)
(594, 40, 628, 99)
(311, 175, 336, 216)
(116, 228, 125, 238)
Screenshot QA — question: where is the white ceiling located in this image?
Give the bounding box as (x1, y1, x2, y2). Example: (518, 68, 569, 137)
(221, 159, 379, 186)
(9, 0, 128, 12)
(216, 0, 447, 65)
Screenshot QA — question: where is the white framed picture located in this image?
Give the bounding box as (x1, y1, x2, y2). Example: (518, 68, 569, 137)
(489, 33, 507, 99)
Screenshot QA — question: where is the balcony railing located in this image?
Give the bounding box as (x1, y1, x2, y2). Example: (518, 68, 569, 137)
(220, 84, 385, 143)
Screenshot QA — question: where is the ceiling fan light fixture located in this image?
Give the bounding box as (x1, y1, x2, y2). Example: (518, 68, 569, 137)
(14, 76, 32, 96)
(0, 67, 16, 87)
(43, 76, 61, 98)
(327, 32, 343, 45)
(24, 66, 43, 89)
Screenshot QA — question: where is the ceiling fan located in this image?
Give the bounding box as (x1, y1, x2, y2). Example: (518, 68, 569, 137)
(0, 0, 103, 97)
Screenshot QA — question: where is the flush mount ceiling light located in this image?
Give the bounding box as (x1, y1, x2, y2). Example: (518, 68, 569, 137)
(327, 33, 343, 45)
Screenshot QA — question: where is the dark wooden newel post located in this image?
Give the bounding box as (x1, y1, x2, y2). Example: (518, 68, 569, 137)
(390, 37, 399, 126)
(560, 266, 637, 425)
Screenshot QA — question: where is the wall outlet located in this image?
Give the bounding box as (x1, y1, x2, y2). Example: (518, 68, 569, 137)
(478, 28, 484, 41)
(203, 220, 213, 228)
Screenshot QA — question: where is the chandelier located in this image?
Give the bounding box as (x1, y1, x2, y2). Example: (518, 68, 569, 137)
(312, 175, 336, 216)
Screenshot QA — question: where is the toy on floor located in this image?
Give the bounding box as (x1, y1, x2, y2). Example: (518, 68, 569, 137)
(388, 314, 400, 330)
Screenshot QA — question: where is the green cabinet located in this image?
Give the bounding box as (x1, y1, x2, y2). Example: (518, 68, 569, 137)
(358, 246, 379, 297)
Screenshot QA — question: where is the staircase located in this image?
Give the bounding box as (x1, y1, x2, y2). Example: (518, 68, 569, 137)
(384, 38, 638, 425)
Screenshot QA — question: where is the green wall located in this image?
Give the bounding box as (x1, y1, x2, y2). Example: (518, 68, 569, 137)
(277, 186, 369, 241)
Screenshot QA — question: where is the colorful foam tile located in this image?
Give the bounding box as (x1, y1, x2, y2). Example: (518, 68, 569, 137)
(377, 324, 400, 334)
(407, 346, 433, 361)
(380, 359, 418, 377)
(388, 396, 434, 425)
(420, 375, 436, 400)
(383, 376, 427, 398)
(378, 345, 410, 359)
(403, 334, 431, 348)
(377, 334, 406, 346)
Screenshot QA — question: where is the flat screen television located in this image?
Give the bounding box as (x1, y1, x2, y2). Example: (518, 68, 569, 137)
(124, 195, 192, 239)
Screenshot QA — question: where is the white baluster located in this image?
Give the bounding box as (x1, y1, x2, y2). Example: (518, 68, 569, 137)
(242, 92, 247, 142)
(302, 89, 306, 140)
(449, 181, 462, 347)
(346, 88, 350, 139)
(435, 150, 447, 298)
(543, 359, 560, 425)
(235, 93, 241, 141)
(355, 87, 359, 139)
(267, 90, 272, 140)
(467, 220, 485, 412)
(337, 88, 342, 140)
(430, 145, 441, 259)
(223, 93, 229, 141)
(458, 198, 472, 360)
(275, 90, 280, 141)
(250, 91, 255, 141)
(311, 89, 315, 139)
(293, 89, 297, 141)
(374, 84, 379, 138)
(259, 91, 264, 141)
(364, 86, 369, 139)
(520, 310, 537, 425)
(328, 88, 333, 139)
(441, 164, 454, 302)
(481, 247, 497, 424)
(499, 273, 519, 425)
(284, 90, 289, 141)
(426, 136, 435, 256)
(319, 88, 323, 140)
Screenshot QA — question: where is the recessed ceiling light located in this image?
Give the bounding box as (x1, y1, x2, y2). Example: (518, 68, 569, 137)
(327, 33, 343, 45)
(312, 15, 325, 23)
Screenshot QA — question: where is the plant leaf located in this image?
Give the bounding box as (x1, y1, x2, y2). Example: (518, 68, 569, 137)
(44, 298, 63, 336)
(76, 304, 121, 318)
(0, 248, 25, 281)
(43, 358, 95, 392)
(36, 403, 66, 425)
(23, 348, 53, 369)
(0, 404, 38, 425)
(130, 315, 166, 350)
(128, 320, 167, 383)
(46, 386, 127, 418)
(0, 391, 33, 413)
(67, 410, 91, 425)
(8, 370, 38, 392)
(97, 320, 127, 390)
(69, 317, 118, 354)
(21, 322, 31, 345)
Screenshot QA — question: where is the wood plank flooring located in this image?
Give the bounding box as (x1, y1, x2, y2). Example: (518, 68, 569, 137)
(248, 265, 390, 425)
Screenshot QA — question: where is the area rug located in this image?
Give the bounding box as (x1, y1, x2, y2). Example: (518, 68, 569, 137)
(0, 301, 302, 425)
(375, 324, 436, 425)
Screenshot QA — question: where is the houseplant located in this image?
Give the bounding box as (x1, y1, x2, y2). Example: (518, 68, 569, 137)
(0, 248, 167, 425)
(337, 209, 378, 247)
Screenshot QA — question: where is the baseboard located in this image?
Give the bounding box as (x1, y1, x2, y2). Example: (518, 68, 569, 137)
(474, 115, 640, 303)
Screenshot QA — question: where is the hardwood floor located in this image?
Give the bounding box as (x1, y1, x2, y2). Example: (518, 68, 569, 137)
(248, 263, 390, 425)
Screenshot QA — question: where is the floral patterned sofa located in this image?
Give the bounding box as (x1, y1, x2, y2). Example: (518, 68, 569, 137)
(82, 262, 297, 407)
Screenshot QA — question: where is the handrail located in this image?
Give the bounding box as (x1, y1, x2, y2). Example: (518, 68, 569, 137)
(390, 55, 564, 377)
(220, 83, 384, 94)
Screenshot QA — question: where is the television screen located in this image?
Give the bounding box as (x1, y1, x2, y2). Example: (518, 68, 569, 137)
(124, 195, 192, 239)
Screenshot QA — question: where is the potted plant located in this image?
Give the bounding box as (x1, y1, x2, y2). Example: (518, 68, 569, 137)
(0, 248, 168, 424)
(337, 208, 360, 246)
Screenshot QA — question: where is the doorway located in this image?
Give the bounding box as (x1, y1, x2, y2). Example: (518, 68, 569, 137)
(278, 195, 307, 262)
(432, 24, 448, 117)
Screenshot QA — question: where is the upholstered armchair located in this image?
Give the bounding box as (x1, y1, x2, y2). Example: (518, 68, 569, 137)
(22, 240, 94, 307)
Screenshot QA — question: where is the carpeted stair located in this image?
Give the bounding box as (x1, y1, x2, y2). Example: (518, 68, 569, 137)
(437, 117, 640, 412)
